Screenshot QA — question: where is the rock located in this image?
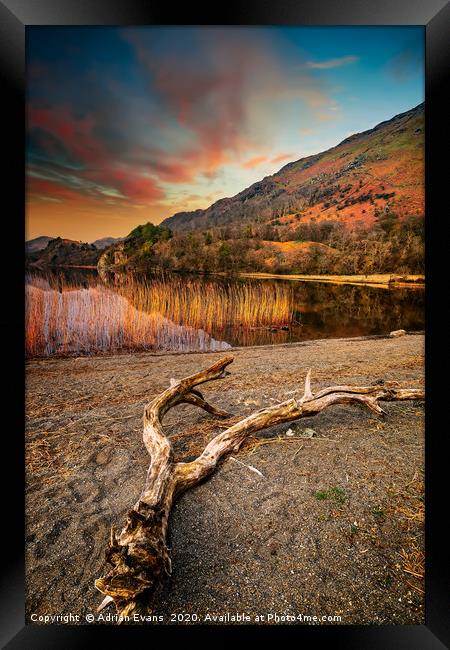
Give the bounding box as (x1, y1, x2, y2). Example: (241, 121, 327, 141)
(390, 329, 406, 337)
(285, 428, 295, 437)
(95, 449, 112, 465)
(303, 428, 316, 438)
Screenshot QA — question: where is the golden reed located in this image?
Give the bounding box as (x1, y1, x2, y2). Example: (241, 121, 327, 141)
(26, 275, 293, 357)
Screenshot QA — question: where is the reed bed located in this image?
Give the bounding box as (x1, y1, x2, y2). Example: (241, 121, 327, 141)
(25, 274, 294, 357)
(116, 275, 294, 331)
(26, 283, 231, 357)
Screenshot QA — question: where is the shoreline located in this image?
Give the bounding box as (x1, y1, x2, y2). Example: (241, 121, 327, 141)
(25, 330, 425, 363)
(27, 265, 425, 289)
(26, 334, 425, 624)
(231, 272, 425, 289)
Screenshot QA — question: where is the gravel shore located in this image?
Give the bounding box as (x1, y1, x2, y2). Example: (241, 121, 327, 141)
(26, 334, 424, 625)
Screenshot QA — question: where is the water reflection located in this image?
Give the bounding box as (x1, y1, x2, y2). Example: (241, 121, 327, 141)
(26, 273, 232, 356)
(26, 269, 424, 356)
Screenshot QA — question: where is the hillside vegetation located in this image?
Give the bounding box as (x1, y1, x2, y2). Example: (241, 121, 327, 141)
(99, 104, 424, 276)
(27, 237, 101, 268)
(161, 103, 424, 235)
(28, 105, 424, 276)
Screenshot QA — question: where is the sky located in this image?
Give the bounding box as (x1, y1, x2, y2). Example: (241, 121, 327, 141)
(26, 26, 424, 241)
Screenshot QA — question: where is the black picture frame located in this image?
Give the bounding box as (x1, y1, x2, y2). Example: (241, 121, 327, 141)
(2, 1, 448, 647)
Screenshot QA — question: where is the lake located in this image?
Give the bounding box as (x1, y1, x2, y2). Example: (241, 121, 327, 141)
(25, 269, 424, 357)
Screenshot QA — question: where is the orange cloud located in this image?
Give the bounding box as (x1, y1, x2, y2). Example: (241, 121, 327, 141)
(316, 112, 338, 123)
(242, 156, 268, 169)
(27, 27, 340, 241)
(271, 152, 295, 164)
(305, 55, 359, 70)
(123, 28, 333, 182)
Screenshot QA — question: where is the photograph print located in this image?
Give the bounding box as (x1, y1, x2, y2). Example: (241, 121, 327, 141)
(25, 25, 425, 626)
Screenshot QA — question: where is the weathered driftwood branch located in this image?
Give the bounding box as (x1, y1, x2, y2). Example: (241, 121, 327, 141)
(95, 355, 424, 617)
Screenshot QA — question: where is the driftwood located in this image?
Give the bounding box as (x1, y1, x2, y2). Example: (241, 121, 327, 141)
(95, 355, 424, 617)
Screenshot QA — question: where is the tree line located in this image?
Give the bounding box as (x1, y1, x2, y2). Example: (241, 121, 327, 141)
(122, 209, 424, 276)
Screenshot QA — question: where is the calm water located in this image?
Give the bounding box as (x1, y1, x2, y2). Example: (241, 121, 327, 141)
(26, 269, 424, 355)
(214, 281, 424, 346)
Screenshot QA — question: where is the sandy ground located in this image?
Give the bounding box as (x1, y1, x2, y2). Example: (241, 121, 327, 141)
(25, 334, 424, 625)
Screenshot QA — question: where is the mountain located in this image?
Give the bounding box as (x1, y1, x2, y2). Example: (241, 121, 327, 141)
(99, 104, 425, 276)
(161, 103, 424, 234)
(91, 236, 125, 249)
(25, 236, 54, 253)
(27, 237, 100, 267)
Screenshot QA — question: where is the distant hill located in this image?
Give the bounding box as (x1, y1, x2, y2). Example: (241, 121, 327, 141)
(91, 236, 125, 250)
(27, 237, 100, 268)
(25, 235, 125, 267)
(161, 103, 424, 234)
(25, 236, 54, 253)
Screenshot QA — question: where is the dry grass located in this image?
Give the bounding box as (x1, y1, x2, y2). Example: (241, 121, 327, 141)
(388, 471, 425, 594)
(25, 283, 228, 357)
(387, 472, 424, 528)
(25, 275, 294, 358)
(399, 542, 424, 580)
(26, 437, 54, 474)
(116, 275, 293, 330)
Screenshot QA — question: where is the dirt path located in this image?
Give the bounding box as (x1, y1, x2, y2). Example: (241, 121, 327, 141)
(26, 334, 424, 625)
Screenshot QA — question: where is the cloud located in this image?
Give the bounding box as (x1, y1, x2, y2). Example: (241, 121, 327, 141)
(101, 168, 164, 202)
(305, 55, 359, 70)
(122, 28, 333, 175)
(27, 102, 167, 204)
(28, 166, 126, 201)
(242, 155, 268, 169)
(316, 112, 337, 123)
(33, 195, 63, 204)
(315, 101, 341, 122)
(27, 127, 82, 170)
(27, 27, 337, 216)
(121, 28, 258, 177)
(271, 152, 295, 164)
(27, 176, 86, 204)
(28, 105, 109, 166)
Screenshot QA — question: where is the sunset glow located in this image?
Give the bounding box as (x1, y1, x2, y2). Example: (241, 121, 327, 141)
(26, 26, 424, 241)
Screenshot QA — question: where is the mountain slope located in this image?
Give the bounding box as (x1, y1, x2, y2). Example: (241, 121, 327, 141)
(25, 236, 54, 253)
(161, 103, 424, 233)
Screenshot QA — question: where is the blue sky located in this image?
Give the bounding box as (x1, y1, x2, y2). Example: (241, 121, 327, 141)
(26, 26, 424, 240)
